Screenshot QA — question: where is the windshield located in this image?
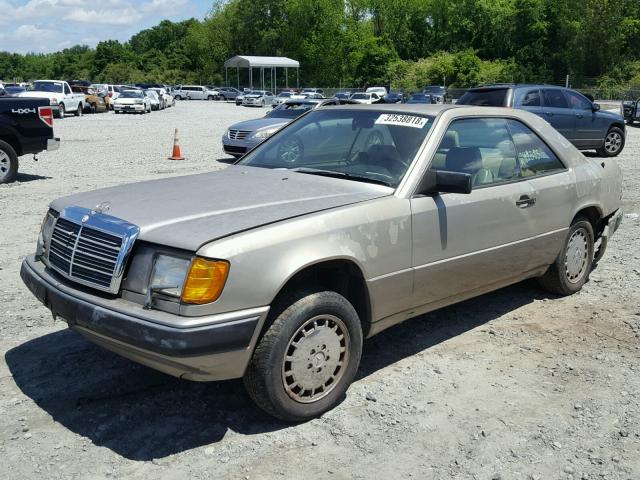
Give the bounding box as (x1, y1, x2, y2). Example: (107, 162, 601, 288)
(238, 109, 434, 188)
(269, 102, 317, 119)
(120, 90, 143, 98)
(351, 93, 369, 99)
(30, 81, 63, 93)
(278, 92, 292, 98)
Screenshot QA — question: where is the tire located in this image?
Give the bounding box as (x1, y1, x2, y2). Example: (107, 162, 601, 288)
(207, 95, 214, 100)
(0, 140, 19, 184)
(89, 103, 97, 114)
(220, 95, 227, 101)
(596, 126, 625, 157)
(57, 103, 65, 119)
(538, 217, 594, 296)
(75, 104, 83, 117)
(115, 111, 120, 114)
(244, 291, 363, 422)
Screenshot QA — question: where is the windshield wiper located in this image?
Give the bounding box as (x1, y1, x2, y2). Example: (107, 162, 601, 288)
(290, 167, 392, 187)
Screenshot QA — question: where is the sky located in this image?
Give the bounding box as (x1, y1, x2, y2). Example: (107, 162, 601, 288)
(0, 0, 212, 54)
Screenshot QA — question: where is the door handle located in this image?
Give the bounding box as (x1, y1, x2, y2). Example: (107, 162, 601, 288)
(576, 114, 584, 118)
(515, 195, 536, 208)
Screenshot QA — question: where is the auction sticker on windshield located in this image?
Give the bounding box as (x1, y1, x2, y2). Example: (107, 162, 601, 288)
(375, 114, 428, 129)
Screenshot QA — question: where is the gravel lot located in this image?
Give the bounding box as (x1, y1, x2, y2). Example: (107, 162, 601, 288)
(1, 102, 639, 480)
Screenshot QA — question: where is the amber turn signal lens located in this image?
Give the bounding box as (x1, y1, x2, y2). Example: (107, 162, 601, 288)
(181, 258, 229, 304)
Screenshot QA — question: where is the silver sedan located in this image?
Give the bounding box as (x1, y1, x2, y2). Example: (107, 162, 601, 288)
(22, 104, 622, 422)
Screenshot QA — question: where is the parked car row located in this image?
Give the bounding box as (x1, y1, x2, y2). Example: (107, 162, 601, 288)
(9, 79, 176, 117)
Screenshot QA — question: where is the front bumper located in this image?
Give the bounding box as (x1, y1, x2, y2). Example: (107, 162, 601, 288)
(222, 136, 260, 157)
(20, 255, 269, 381)
(114, 104, 145, 112)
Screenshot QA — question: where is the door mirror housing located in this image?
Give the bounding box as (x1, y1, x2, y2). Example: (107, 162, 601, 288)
(592, 103, 601, 112)
(415, 169, 473, 195)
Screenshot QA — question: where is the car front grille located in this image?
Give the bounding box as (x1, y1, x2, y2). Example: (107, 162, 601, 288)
(48, 217, 124, 291)
(228, 129, 252, 140)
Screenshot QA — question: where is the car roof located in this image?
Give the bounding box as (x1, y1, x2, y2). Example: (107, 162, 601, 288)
(468, 83, 567, 90)
(326, 103, 458, 115)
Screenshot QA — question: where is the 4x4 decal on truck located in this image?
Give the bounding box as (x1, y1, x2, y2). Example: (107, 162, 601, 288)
(11, 108, 36, 114)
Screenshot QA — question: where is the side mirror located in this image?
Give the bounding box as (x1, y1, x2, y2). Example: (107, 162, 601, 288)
(592, 103, 601, 112)
(415, 169, 473, 195)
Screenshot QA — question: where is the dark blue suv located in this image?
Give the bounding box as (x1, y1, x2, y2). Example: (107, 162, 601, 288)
(457, 84, 626, 157)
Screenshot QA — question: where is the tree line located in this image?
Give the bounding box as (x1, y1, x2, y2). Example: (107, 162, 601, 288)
(1, 0, 640, 97)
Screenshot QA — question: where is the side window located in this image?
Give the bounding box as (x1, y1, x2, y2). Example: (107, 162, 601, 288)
(519, 89, 541, 107)
(432, 118, 519, 187)
(507, 120, 564, 176)
(542, 89, 568, 109)
(64, 84, 71, 95)
(564, 90, 592, 110)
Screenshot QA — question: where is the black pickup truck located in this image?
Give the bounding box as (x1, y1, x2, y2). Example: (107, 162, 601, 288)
(0, 97, 60, 184)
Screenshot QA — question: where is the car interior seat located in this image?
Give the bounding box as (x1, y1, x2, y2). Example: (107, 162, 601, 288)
(445, 146, 494, 186)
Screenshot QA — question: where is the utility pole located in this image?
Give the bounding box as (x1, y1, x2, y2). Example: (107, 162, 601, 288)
(565, 75, 570, 88)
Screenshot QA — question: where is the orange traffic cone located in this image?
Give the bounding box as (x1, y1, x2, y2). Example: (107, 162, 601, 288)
(168, 128, 185, 161)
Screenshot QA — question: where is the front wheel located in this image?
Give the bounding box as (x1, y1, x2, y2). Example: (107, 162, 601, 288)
(0, 140, 19, 184)
(75, 104, 83, 117)
(596, 126, 625, 157)
(538, 217, 594, 295)
(244, 291, 363, 422)
(57, 103, 65, 119)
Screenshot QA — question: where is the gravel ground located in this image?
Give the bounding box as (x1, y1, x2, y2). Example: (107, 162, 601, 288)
(1, 102, 639, 480)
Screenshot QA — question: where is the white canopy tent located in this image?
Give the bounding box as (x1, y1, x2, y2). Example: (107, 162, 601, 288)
(223, 55, 300, 91)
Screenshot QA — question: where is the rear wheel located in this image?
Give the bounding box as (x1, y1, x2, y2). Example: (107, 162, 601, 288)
(57, 103, 65, 119)
(596, 126, 625, 157)
(0, 140, 19, 184)
(538, 217, 594, 295)
(244, 291, 363, 422)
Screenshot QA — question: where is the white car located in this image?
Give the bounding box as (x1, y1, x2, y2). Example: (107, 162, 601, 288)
(242, 90, 275, 107)
(349, 92, 383, 104)
(146, 90, 162, 110)
(272, 91, 294, 107)
(151, 88, 174, 108)
(113, 90, 151, 114)
(173, 85, 219, 100)
(18, 80, 85, 118)
(366, 86, 388, 96)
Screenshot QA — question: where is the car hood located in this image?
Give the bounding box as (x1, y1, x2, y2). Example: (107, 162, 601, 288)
(228, 117, 290, 132)
(245, 94, 264, 99)
(49, 165, 392, 251)
(116, 98, 141, 104)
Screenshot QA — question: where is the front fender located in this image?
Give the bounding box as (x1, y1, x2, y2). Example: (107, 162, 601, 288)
(193, 196, 412, 320)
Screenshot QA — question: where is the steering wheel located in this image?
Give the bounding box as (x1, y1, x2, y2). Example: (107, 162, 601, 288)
(277, 135, 304, 164)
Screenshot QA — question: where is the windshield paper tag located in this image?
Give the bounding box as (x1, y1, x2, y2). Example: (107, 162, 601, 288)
(375, 114, 428, 129)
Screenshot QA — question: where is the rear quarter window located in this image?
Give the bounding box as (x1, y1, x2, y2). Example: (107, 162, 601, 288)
(457, 89, 509, 106)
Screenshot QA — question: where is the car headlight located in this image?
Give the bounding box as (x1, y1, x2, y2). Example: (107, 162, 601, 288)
(50, 98, 57, 105)
(252, 126, 280, 139)
(36, 209, 57, 258)
(148, 254, 229, 305)
(135, 99, 143, 104)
